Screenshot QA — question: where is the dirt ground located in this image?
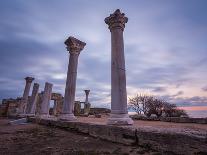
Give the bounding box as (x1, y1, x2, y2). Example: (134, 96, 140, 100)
(0, 118, 160, 155)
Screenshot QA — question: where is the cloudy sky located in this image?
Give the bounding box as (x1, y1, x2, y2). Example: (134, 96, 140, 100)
(0, 0, 207, 115)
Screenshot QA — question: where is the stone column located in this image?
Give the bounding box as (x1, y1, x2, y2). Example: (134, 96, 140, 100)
(84, 90, 91, 115)
(19, 77, 34, 114)
(59, 36, 86, 121)
(26, 83, 39, 115)
(40, 82, 53, 118)
(105, 9, 133, 125)
(84, 90, 90, 104)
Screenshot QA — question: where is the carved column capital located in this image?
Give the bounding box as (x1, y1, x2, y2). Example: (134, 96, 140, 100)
(25, 77, 34, 83)
(64, 36, 86, 55)
(84, 90, 90, 95)
(105, 9, 128, 31)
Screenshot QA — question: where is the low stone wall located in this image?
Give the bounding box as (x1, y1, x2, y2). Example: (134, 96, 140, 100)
(28, 117, 207, 155)
(130, 115, 207, 124)
(89, 108, 111, 115)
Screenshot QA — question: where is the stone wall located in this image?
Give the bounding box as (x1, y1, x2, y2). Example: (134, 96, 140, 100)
(27, 117, 207, 155)
(0, 98, 22, 117)
(130, 115, 207, 124)
(89, 108, 111, 115)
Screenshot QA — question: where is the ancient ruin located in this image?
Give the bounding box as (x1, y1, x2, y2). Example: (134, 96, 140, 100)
(0, 9, 207, 155)
(26, 83, 39, 115)
(105, 9, 133, 125)
(59, 36, 86, 121)
(39, 82, 53, 118)
(83, 90, 91, 115)
(19, 77, 34, 115)
(51, 93, 63, 116)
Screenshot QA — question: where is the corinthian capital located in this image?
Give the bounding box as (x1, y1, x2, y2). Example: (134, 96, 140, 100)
(64, 36, 86, 55)
(105, 9, 128, 31)
(25, 77, 34, 83)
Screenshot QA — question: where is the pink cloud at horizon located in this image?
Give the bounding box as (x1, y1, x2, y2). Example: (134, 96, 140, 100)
(178, 106, 207, 111)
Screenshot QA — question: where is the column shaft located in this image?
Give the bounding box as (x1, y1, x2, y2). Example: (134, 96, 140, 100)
(62, 54, 79, 114)
(19, 77, 34, 114)
(59, 36, 86, 121)
(26, 83, 39, 114)
(40, 82, 53, 116)
(105, 9, 133, 125)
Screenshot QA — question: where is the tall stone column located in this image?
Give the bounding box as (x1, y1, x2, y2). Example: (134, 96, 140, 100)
(59, 36, 86, 121)
(84, 90, 91, 115)
(105, 9, 133, 125)
(26, 83, 39, 115)
(40, 82, 53, 118)
(19, 77, 34, 114)
(84, 90, 90, 104)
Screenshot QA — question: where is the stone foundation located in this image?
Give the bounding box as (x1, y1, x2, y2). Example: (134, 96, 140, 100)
(131, 115, 207, 124)
(27, 117, 207, 155)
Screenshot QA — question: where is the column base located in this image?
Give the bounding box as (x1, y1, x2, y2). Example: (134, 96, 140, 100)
(18, 113, 27, 118)
(107, 113, 133, 125)
(36, 114, 49, 119)
(58, 113, 77, 121)
(35, 114, 57, 120)
(25, 114, 35, 117)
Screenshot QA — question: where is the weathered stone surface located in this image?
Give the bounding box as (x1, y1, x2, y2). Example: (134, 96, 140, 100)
(27, 117, 207, 154)
(26, 83, 39, 115)
(40, 82, 53, 117)
(9, 118, 27, 125)
(74, 101, 81, 116)
(35, 92, 43, 115)
(89, 108, 111, 115)
(83, 90, 91, 115)
(131, 115, 207, 124)
(59, 36, 86, 121)
(105, 9, 133, 125)
(51, 93, 63, 116)
(83, 103, 91, 115)
(19, 77, 34, 114)
(0, 98, 22, 117)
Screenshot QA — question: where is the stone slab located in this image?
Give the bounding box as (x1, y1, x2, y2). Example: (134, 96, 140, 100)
(27, 117, 207, 155)
(10, 118, 27, 125)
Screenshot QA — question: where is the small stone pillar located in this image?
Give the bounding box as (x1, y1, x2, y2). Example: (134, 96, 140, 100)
(19, 77, 34, 114)
(59, 36, 86, 121)
(26, 83, 39, 115)
(105, 9, 133, 125)
(84, 90, 91, 115)
(40, 82, 53, 118)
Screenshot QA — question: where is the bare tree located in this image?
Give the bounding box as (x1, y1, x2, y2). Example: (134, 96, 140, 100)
(128, 93, 188, 118)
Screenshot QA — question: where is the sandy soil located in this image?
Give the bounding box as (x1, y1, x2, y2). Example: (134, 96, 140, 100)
(0, 118, 160, 155)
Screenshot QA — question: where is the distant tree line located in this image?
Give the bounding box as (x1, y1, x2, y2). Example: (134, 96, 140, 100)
(128, 94, 188, 118)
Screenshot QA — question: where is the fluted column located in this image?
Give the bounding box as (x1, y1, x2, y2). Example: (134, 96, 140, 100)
(40, 82, 53, 118)
(59, 36, 86, 121)
(19, 77, 34, 114)
(26, 83, 39, 115)
(105, 9, 133, 125)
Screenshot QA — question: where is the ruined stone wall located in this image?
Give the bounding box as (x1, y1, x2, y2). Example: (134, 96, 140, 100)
(0, 98, 22, 117)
